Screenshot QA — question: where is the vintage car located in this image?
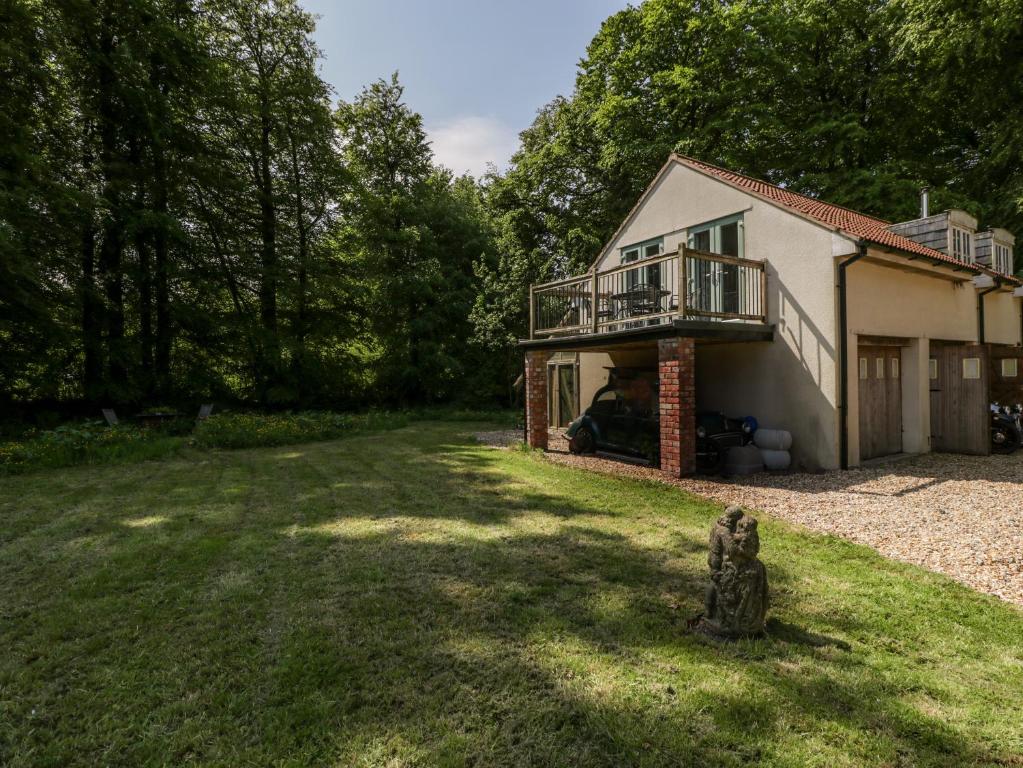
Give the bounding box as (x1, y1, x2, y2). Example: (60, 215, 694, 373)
(566, 369, 660, 464)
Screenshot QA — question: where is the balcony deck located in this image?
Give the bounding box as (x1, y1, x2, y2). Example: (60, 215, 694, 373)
(524, 246, 772, 347)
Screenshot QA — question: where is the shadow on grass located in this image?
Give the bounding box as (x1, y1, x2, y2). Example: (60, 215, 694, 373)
(0, 423, 1016, 767)
(763, 618, 852, 651)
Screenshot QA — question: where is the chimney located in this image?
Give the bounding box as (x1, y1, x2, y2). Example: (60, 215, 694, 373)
(920, 187, 930, 218)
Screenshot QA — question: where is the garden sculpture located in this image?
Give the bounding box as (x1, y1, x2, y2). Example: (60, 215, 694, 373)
(702, 505, 769, 637)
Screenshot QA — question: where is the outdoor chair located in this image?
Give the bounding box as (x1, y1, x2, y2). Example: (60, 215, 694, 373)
(101, 408, 118, 427)
(624, 283, 662, 316)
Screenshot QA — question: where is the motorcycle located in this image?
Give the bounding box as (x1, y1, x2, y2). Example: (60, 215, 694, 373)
(696, 411, 756, 474)
(989, 402, 1022, 454)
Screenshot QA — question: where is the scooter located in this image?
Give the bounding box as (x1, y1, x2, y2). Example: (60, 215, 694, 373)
(990, 402, 1021, 454)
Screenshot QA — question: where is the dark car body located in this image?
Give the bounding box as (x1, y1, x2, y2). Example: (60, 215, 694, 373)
(566, 369, 660, 464)
(695, 410, 754, 473)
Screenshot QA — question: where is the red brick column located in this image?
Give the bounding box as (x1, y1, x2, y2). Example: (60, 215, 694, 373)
(659, 337, 696, 477)
(524, 350, 550, 449)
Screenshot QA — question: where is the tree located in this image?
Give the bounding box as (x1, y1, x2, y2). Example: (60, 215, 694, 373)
(335, 74, 434, 404)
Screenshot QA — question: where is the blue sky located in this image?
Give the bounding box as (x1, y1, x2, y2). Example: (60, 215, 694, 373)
(300, 0, 630, 176)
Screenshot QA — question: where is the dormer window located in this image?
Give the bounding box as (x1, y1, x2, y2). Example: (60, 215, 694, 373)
(951, 227, 973, 262)
(994, 242, 1013, 275)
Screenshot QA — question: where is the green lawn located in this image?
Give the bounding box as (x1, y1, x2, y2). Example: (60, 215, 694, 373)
(1, 422, 1021, 767)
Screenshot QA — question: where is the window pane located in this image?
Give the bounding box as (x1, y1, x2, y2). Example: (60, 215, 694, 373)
(720, 222, 739, 257)
(929, 359, 938, 379)
(691, 230, 711, 251)
(1003, 359, 1019, 378)
(876, 358, 885, 378)
(623, 248, 639, 262)
(644, 243, 661, 258)
(547, 366, 556, 425)
(963, 358, 980, 379)
(859, 358, 868, 379)
(558, 365, 577, 427)
(891, 357, 900, 379)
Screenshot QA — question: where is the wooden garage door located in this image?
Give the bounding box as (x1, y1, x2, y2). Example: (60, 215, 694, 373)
(858, 345, 903, 460)
(930, 343, 989, 455)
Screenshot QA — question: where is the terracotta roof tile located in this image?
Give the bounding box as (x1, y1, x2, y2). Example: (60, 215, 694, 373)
(672, 154, 1020, 284)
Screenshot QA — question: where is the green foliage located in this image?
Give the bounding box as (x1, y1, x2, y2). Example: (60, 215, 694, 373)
(6, 0, 1023, 419)
(191, 410, 410, 449)
(0, 408, 517, 475)
(192, 407, 517, 450)
(473, 0, 1023, 349)
(335, 76, 501, 405)
(1, 3, 503, 415)
(0, 422, 184, 475)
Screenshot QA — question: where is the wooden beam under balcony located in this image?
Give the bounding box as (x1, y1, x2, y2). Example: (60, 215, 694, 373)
(519, 318, 775, 351)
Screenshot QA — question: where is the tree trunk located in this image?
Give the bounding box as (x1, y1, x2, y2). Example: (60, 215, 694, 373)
(152, 136, 171, 398)
(80, 203, 103, 401)
(130, 139, 154, 397)
(257, 90, 278, 401)
(97, 12, 126, 399)
(136, 226, 154, 397)
(285, 119, 308, 399)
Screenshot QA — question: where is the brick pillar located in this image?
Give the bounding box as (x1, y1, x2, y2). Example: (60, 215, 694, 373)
(524, 350, 550, 449)
(658, 337, 696, 477)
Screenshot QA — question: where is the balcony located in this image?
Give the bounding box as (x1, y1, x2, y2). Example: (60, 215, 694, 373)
(528, 246, 768, 339)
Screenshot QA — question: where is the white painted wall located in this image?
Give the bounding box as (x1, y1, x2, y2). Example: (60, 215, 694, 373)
(594, 161, 851, 470)
(579, 159, 1022, 470)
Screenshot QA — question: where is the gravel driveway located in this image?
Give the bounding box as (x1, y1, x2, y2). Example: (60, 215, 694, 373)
(476, 430, 1023, 608)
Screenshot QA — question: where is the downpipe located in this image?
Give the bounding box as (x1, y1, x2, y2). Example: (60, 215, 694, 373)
(977, 284, 999, 344)
(838, 241, 868, 470)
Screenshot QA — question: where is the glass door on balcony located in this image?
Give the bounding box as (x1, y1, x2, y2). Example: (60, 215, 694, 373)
(687, 214, 744, 315)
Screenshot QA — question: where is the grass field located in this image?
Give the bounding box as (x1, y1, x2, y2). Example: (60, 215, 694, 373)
(1, 422, 1021, 767)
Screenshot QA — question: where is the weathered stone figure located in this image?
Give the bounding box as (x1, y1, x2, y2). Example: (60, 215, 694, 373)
(703, 505, 769, 637)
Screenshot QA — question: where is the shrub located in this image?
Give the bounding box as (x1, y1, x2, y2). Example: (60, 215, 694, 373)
(191, 411, 410, 450)
(0, 422, 184, 475)
(1, 409, 518, 473)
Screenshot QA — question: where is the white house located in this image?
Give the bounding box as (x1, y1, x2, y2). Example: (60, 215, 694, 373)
(520, 154, 1023, 473)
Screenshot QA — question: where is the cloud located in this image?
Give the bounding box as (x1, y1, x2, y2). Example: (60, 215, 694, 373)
(427, 115, 518, 178)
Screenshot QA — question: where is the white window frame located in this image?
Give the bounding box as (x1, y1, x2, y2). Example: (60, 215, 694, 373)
(963, 357, 981, 379)
(1002, 358, 1019, 378)
(951, 226, 973, 263)
(620, 237, 664, 289)
(994, 242, 1013, 275)
(929, 358, 938, 379)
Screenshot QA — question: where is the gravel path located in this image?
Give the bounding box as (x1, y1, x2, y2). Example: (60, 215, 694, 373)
(475, 430, 1023, 607)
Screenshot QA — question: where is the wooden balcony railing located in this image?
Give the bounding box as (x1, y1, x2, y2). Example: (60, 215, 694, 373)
(529, 246, 767, 339)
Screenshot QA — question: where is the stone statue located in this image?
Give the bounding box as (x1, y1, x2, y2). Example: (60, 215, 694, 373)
(702, 505, 769, 637)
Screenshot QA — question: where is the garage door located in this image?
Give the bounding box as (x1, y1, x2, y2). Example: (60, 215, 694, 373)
(858, 345, 903, 460)
(930, 343, 989, 455)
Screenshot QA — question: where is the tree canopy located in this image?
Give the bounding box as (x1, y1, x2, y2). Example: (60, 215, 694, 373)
(2, 0, 1021, 417)
(475, 0, 1023, 345)
(0, 0, 504, 416)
